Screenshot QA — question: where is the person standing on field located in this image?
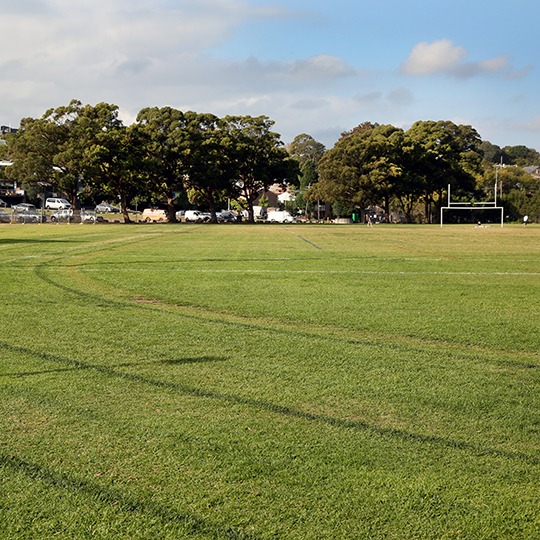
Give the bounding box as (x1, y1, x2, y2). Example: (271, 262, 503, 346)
(523, 215, 529, 226)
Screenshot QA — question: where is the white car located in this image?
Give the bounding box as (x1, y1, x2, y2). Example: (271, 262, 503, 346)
(50, 208, 74, 222)
(12, 203, 37, 213)
(45, 197, 72, 210)
(184, 210, 211, 223)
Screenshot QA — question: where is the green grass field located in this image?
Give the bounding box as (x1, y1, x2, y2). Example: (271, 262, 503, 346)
(1, 222, 539, 539)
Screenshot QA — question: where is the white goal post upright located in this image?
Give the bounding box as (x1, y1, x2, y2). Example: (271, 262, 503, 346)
(440, 181, 504, 227)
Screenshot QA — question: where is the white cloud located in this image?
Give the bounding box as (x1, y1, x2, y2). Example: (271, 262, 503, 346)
(400, 40, 514, 79)
(505, 65, 534, 80)
(0, 0, 296, 74)
(289, 54, 363, 80)
(400, 39, 467, 76)
(478, 55, 511, 73)
(0, 0, 317, 122)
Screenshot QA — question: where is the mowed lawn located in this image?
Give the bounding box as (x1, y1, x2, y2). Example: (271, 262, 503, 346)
(1, 222, 539, 539)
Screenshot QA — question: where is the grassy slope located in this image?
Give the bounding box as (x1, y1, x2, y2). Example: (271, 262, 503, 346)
(1, 223, 539, 539)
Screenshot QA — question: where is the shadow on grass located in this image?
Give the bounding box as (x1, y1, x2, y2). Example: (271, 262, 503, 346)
(160, 356, 228, 365)
(2, 340, 538, 466)
(1, 367, 79, 378)
(0, 453, 262, 540)
(0, 238, 73, 245)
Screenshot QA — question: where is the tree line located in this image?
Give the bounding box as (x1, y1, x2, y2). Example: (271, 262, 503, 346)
(1, 100, 299, 223)
(300, 122, 540, 223)
(2, 99, 540, 223)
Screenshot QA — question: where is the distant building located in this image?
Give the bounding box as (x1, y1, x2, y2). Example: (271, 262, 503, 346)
(523, 166, 540, 179)
(0, 125, 18, 135)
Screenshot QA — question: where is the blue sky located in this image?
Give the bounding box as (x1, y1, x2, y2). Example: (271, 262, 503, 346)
(1, 0, 539, 152)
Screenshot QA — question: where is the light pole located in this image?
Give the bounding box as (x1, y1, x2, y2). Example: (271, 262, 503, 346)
(495, 157, 503, 200)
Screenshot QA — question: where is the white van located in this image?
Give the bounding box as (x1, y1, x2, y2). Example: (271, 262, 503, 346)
(45, 198, 72, 210)
(142, 208, 169, 222)
(267, 210, 295, 223)
(253, 206, 268, 219)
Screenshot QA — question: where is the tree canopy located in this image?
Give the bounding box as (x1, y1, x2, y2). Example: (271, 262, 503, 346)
(4, 100, 540, 224)
(221, 115, 299, 222)
(307, 120, 483, 223)
(4, 102, 297, 222)
(288, 133, 325, 166)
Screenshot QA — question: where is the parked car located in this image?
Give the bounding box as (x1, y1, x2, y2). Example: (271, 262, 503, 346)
(17, 210, 46, 223)
(175, 210, 185, 221)
(12, 203, 37, 213)
(50, 208, 74, 222)
(0, 210, 10, 222)
(95, 203, 120, 213)
(184, 210, 211, 223)
(217, 211, 237, 222)
(142, 208, 169, 222)
(80, 209, 103, 223)
(267, 210, 295, 223)
(45, 197, 71, 210)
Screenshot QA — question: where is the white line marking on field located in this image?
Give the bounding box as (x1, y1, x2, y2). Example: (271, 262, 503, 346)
(0, 229, 195, 264)
(75, 268, 540, 276)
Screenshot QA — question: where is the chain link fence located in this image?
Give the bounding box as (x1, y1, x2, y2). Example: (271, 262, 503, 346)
(6, 208, 101, 224)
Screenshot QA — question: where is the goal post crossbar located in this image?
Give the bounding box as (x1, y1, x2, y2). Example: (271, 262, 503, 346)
(440, 183, 504, 227)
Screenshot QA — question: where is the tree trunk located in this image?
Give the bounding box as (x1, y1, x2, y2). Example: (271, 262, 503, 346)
(206, 189, 218, 223)
(120, 192, 131, 223)
(166, 193, 176, 223)
(384, 194, 390, 223)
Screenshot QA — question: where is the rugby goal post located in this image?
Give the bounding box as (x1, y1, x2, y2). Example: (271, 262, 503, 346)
(440, 182, 504, 227)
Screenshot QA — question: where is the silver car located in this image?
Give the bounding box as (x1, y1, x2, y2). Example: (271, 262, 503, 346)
(12, 203, 37, 213)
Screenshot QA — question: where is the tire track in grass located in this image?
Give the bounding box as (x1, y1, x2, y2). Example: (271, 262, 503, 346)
(0, 226, 200, 265)
(0, 453, 264, 540)
(2, 341, 539, 467)
(31, 255, 540, 361)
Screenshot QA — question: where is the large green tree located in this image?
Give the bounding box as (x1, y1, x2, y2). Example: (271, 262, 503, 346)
(6, 100, 123, 208)
(479, 141, 508, 165)
(308, 124, 405, 222)
(222, 115, 299, 222)
(294, 160, 319, 217)
(135, 107, 202, 222)
(503, 145, 540, 167)
(406, 120, 482, 222)
(182, 113, 238, 223)
(83, 124, 146, 223)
